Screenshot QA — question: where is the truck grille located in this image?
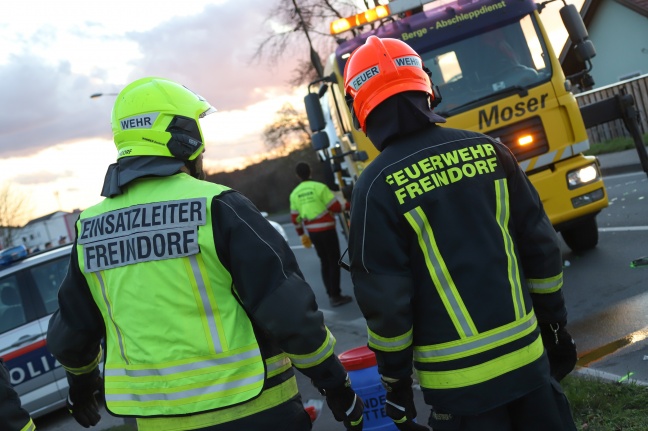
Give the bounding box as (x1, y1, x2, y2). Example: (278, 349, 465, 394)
(486, 116, 548, 162)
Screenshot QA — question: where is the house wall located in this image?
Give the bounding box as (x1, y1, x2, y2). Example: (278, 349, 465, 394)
(18, 213, 73, 252)
(588, 1, 648, 87)
(64, 210, 81, 242)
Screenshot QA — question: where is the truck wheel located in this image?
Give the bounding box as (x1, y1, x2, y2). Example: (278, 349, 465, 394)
(561, 217, 599, 253)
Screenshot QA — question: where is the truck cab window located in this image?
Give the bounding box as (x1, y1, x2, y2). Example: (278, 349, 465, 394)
(31, 257, 69, 315)
(423, 17, 551, 116)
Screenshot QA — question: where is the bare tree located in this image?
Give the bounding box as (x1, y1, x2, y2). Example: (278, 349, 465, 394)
(288, 58, 322, 88)
(263, 103, 312, 153)
(0, 182, 33, 249)
(254, 0, 361, 84)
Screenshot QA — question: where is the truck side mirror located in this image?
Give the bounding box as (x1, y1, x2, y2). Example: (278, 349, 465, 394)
(311, 131, 330, 150)
(560, 4, 596, 62)
(352, 151, 369, 162)
(304, 92, 326, 132)
(573, 40, 596, 63)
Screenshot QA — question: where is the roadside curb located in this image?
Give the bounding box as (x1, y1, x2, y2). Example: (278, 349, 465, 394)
(598, 163, 644, 177)
(595, 148, 647, 177)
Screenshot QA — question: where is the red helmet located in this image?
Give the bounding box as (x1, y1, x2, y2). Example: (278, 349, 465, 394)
(343, 36, 433, 132)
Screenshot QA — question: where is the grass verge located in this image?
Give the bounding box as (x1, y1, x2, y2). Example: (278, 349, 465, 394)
(584, 134, 648, 156)
(563, 374, 648, 430)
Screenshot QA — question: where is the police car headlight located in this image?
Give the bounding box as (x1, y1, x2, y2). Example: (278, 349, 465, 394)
(567, 163, 599, 189)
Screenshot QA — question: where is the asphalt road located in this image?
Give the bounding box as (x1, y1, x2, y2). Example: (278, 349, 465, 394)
(563, 170, 648, 383)
(35, 169, 647, 431)
(289, 169, 648, 429)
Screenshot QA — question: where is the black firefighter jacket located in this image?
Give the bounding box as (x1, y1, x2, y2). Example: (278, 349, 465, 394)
(348, 124, 567, 415)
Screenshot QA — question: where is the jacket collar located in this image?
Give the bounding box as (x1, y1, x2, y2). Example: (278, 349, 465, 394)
(101, 156, 184, 197)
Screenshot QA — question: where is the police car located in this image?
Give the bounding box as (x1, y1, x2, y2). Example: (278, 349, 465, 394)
(0, 244, 72, 418)
(261, 212, 289, 242)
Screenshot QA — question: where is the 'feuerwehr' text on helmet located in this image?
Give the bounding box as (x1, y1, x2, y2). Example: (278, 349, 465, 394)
(343, 36, 434, 132)
(111, 77, 216, 160)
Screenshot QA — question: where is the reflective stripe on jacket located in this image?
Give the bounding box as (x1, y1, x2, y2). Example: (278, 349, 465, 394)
(75, 174, 265, 416)
(135, 352, 297, 431)
(349, 126, 565, 415)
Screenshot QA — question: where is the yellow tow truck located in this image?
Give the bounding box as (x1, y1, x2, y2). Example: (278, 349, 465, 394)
(304, 0, 608, 252)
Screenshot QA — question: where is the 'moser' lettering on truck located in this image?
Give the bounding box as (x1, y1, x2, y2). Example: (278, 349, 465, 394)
(478, 94, 548, 130)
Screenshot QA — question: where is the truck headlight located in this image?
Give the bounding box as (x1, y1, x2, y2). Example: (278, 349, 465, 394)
(567, 163, 599, 189)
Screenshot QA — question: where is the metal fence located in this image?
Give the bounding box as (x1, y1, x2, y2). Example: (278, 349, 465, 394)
(575, 74, 648, 144)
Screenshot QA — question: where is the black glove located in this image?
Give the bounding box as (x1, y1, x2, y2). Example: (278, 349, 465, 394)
(321, 375, 364, 430)
(66, 368, 103, 428)
(540, 322, 578, 381)
(382, 376, 429, 431)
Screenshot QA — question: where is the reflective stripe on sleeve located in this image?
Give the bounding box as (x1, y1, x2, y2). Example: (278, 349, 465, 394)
(20, 419, 36, 431)
(63, 346, 104, 375)
(528, 273, 563, 294)
(288, 328, 336, 369)
(368, 326, 413, 352)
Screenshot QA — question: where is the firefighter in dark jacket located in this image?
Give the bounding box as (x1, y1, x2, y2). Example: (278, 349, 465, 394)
(46, 77, 363, 431)
(1, 359, 36, 431)
(343, 36, 578, 431)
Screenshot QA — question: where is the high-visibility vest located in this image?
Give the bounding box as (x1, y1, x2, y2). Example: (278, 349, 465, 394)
(290, 180, 338, 232)
(76, 173, 268, 417)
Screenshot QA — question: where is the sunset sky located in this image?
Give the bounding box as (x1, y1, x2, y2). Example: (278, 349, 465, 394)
(0, 0, 579, 222)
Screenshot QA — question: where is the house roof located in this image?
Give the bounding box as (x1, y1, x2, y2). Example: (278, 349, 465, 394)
(616, 0, 648, 17)
(23, 211, 65, 227)
(559, 0, 648, 79)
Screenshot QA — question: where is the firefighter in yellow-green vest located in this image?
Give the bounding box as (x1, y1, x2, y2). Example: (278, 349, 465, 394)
(46, 77, 364, 431)
(343, 37, 578, 431)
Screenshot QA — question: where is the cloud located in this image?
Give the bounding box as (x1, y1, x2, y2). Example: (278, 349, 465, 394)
(125, 0, 300, 110)
(12, 169, 75, 186)
(0, 0, 302, 160)
(0, 54, 112, 157)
